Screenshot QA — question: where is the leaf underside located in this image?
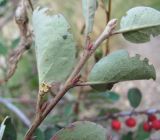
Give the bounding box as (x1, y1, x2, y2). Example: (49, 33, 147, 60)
(32, 7, 76, 85)
(88, 50, 156, 91)
(119, 6, 160, 43)
(51, 121, 107, 140)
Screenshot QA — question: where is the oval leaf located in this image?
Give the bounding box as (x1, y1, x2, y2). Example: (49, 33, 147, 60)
(135, 123, 150, 140)
(32, 7, 76, 84)
(51, 121, 107, 140)
(128, 88, 142, 108)
(119, 6, 160, 43)
(1, 116, 17, 140)
(82, 0, 98, 34)
(88, 50, 156, 91)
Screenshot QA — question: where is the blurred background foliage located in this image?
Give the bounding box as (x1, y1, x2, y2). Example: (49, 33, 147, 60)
(0, 0, 160, 139)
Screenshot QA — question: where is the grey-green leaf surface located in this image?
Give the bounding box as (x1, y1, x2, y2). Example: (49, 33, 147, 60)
(88, 50, 156, 91)
(82, 0, 98, 34)
(32, 7, 76, 84)
(128, 88, 142, 108)
(119, 6, 160, 43)
(88, 91, 120, 103)
(1, 116, 17, 140)
(51, 121, 107, 140)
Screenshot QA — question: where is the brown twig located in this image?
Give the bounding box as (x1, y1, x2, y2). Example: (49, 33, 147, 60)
(24, 19, 117, 140)
(107, 0, 112, 22)
(0, 0, 32, 85)
(5, 38, 32, 82)
(73, 87, 83, 115)
(80, 24, 86, 35)
(100, 0, 112, 55)
(27, 0, 34, 12)
(105, 0, 112, 55)
(84, 109, 160, 122)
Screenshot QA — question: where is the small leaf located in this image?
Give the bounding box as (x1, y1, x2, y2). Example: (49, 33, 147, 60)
(1, 116, 17, 140)
(88, 50, 156, 91)
(119, 6, 160, 43)
(82, 0, 98, 34)
(88, 91, 120, 103)
(51, 121, 107, 140)
(32, 7, 76, 84)
(135, 123, 150, 140)
(128, 88, 142, 108)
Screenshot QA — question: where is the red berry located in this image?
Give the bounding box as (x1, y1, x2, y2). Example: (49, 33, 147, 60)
(143, 122, 151, 132)
(148, 114, 157, 122)
(111, 119, 121, 131)
(125, 117, 136, 128)
(151, 120, 160, 130)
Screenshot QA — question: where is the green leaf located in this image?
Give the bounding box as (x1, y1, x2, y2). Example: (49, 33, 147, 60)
(128, 88, 142, 108)
(119, 6, 160, 43)
(32, 7, 76, 84)
(88, 50, 156, 91)
(88, 91, 120, 103)
(1, 116, 17, 140)
(82, 0, 98, 34)
(51, 121, 107, 140)
(33, 128, 45, 140)
(135, 123, 150, 140)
